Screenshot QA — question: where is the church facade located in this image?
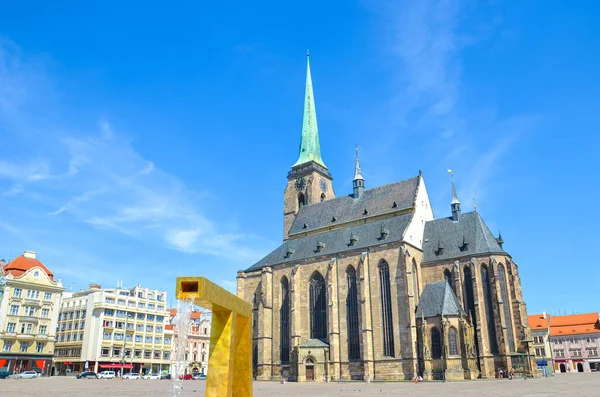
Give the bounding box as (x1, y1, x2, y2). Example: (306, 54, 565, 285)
(236, 56, 535, 381)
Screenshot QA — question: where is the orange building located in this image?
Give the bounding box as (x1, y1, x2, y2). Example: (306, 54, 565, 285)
(549, 313, 600, 373)
(528, 313, 553, 374)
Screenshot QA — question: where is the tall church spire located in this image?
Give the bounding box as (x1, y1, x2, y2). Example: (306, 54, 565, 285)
(353, 146, 365, 198)
(448, 169, 461, 221)
(292, 52, 326, 168)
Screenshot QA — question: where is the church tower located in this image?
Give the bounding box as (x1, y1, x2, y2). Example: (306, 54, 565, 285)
(283, 54, 335, 240)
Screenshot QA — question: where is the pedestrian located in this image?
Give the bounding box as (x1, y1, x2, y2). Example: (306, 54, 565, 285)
(509, 368, 514, 380)
(117, 370, 121, 378)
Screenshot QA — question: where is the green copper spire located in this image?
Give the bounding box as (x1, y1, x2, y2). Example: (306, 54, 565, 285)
(292, 52, 326, 168)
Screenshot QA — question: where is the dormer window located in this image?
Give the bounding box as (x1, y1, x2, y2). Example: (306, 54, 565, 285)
(284, 248, 295, 259)
(331, 216, 337, 222)
(303, 223, 308, 229)
(392, 201, 398, 208)
(349, 234, 358, 246)
(363, 209, 369, 215)
(435, 241, 444, 256)
(459, 236, 469, 252)
(315, 241, 326, 253)
(379, 226, 389, 241)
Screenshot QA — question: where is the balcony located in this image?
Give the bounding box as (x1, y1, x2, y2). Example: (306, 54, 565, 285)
(2, 332, 17, 339)
(17, 333, 35, 340)
(36, 334, 49, 340)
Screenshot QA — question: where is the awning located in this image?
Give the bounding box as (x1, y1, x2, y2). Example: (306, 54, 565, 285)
(99, 363, 133, 369)
(588, 359, 600, 363)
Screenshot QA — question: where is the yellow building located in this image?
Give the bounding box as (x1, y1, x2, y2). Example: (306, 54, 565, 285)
(0, 251, 65, 375)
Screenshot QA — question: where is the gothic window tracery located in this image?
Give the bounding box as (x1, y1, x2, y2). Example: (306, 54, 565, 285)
(346, 266, 360, 360)
(498, 264, 515, 352)
(309, 272, 327, 340)
(280, 276, 291, 363)
(412, 259, 420, 306)
(431, 327, 442, 359)
(378, 260, 395, 357)
(481, 265, 499, 355)
(448, 327, 459, 356)
(463, 266, 481, 361)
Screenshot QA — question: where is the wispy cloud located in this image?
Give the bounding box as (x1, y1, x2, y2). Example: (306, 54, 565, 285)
(0, 39, 269, 268)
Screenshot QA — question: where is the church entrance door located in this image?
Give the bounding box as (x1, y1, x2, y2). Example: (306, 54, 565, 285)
(305, 359, 314, 381)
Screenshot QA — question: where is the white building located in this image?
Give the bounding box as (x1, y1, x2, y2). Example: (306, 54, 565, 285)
(167, 308, 211, 375)
(54, 283, 173, 375)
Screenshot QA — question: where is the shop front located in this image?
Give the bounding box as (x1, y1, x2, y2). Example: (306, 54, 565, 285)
(588, 359, 600, 372)
(0, 356, 52, 376)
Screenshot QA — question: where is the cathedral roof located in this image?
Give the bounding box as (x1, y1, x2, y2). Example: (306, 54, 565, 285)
(288, 176, 420, 236)
(422, 211, 505, 263)
(246, 212, 413, 272)
(416, 281, 466, 318)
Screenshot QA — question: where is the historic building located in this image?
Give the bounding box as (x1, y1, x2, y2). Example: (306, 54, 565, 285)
(237, 55, 535, 381)
(0, 251, 65, 375)
(54, 283, 173, 376)
(528, 312, 554, 375)
(549, 313, 600, 373)
(167, 308, 211, 375)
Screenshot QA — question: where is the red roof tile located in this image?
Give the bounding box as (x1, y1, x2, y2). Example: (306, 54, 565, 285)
(528, 313, 550, 329)
(550, 313, 600, 336)
(3, 254, 55, 281)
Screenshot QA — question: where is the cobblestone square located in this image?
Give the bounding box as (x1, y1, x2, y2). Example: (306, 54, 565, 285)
(1, 375, 599, 396)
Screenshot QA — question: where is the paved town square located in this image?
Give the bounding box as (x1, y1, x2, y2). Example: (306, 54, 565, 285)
(1, 375, 600, 397)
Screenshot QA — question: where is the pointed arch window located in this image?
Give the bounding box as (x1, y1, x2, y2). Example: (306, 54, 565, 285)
(444, 268, 456, 296)
(463, 266, 480, 360)
(431, 327, 442, 359)
(481, 265, 499, 355)
(320, 193, 326, 202)
(280, 277, 291, 363)
(498, 264, 515, 352)
(412, 259, 420, 306)
(346, 266, 360, 360)
(379, 261, 395, 357)
(309, 272, 327, 340)
(298, 193, 306, 208)
(448, 327, 459, 356)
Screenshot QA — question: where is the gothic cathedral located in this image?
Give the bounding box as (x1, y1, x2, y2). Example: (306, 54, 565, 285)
(236, 55, 535, 382)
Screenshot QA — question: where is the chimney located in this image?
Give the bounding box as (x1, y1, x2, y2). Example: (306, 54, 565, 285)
(24, 250, 37, 259)
(543, 311, 547, 319)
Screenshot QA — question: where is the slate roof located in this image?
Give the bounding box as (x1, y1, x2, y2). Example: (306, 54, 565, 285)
(422, 211, 504, 263)
(289, 176, 420, 235)
(416, 281, 466, 318)
(245, 213, 413, 272)
(299, 339, 330, 348)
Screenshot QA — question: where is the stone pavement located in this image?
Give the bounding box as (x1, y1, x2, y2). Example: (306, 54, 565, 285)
(1, 374, 599, 396)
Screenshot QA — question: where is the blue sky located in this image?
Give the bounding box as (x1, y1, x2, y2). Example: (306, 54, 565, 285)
(0, 1, 598, 314)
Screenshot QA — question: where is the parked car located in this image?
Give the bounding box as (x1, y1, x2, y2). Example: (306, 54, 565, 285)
(16, 371, 38, 379)
(76, 371, 98, 379)
(0, 371, 14, 379)
(192, 372, 207, 380)
(142, 373, 160, 380)
(122, 372, 140, 380)
(98, 371, 116, 379)
(160, 373, 172, 380)
(179, 373, 193, 380)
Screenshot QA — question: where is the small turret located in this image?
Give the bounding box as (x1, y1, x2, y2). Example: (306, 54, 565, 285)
(496, 231, 504, 249)
(353, 146, 365, 199)
(448, 169, 461, 221)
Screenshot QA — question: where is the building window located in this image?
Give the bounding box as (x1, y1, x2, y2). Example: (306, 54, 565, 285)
(147, 314, 155, 321)
(146, 325, 153, 332)
(497, 264, 515, 352)
(6, 323, 16, 333)
(10, 305, 19, 315)
(431, 327, 442, 359)
(412, 260, 419, 306)
(309, 271, 327, 340)
(148, 304, 155, 310)
(589, 349, 598, 356)
(280, 276, 291, 363)
(146, 336, 153, 343)
(39, 325, 47, 334)
(153, 351, 160, 359)
(135, 335, 143, 342)
(3, 341, 13, 352)
(448, 327, 459, 356)
(163, 352, 170, 360)
(105, 297, 115, 304)
(156, 326, 163, 333)
(346, 266, 360, 360)
(134, 350, 142, 358)
(155, 337, 162, 344)
(124, 349, 131, 358)
(103, 332, 111, 340)
(164, 337, 171, 344)
(144, 351, 152, 359)
(114, 333, 124, 341)
(113, 348, 121, 357)
(137, 313, 145, 320)
(36, 343, 45, 353)
(19, 342, 30, 353)
(481, 265, 499, 355)
(13, 288, 22, 298)
(298, 192, 306, 208)
(444, 269, 454, 293)
(26, 290, 40, 299)
(104, 309, 114, 316)
(379, 260, 395, 357)
(25, 323, 33, 334)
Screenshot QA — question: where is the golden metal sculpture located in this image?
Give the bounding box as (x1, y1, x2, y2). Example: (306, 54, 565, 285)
(176, 277, 252, 397)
